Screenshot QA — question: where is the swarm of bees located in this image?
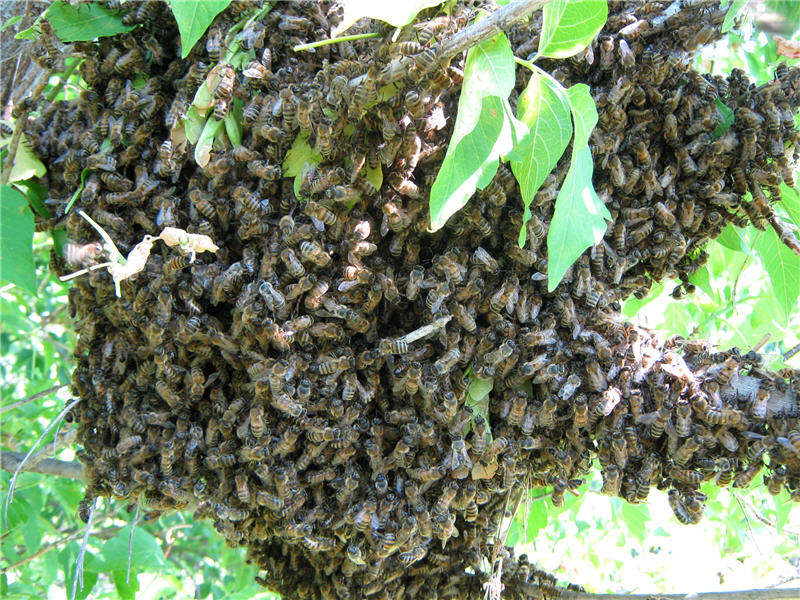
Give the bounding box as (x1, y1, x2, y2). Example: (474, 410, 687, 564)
(25, 1, 800, 599)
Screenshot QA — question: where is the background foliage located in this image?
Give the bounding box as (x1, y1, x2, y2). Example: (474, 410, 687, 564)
(1, 0, 799, 598)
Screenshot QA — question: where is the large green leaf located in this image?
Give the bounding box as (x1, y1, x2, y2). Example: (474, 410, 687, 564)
(537, 0, 608, 59)
(430, 95, 529, 230)
(102, 526, 168, 572)
(779, 182, 800, 228)
(722, 0, 749, 33)
(547, 146, 608, 291)
(451, 33, 517, 148)
(511, 69, 572, 246)
(170, 0, 232, 59)
(429, 32, 529, 230)
(0, 185, 35, 293)
(333, 0, 443, 35)
(545, 83, 607, 290)
(753, 228, 800, 320)
(45, 1, 134, 42)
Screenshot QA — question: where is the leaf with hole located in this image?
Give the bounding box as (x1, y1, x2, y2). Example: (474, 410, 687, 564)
(0, 185, 35, 293)
(45, 1, 134, 42)
(537, 0, 608, 59)
(170, 0, 232, 59)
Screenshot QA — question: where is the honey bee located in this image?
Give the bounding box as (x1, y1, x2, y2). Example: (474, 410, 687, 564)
(63, 241, 105, 267)
(715, 355, 739, 385)
(733, 460, 764, 489)
(299, 240, 331, 267)
(248, 160, 282, 180)
(601, 465, 621, 496)
(766, 465, 788, 496)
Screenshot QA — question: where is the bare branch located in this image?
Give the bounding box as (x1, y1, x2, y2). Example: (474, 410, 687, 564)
(438, 0, 547, 62)
(0, 450, 84, 480)
(0, 384, 69, 414)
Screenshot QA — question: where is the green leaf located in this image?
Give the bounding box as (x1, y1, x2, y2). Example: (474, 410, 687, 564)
(1, 15, 22, 32)
(429, 31, 526, 230)
(13, 180, 50, 218)
(183, 106, 207, 145)
(223, 101, 242, 148)
(620, 502, 649, 543)
(753, 228, 800, 321)
(65, 168, 89, 214)
(688, 266, 714, 299)
(170, 0, 232, 59)
(537, 0, 608, 59)
(547, 146, 609, 291)
(333, 0, 444, 35)
(779, 182, 800, 228)
(566, 84, 597, 150)
(45, 1, 134, 42)
(0, 185, 35, 293)
(430, 96, 529, 231)
(102, 526, 168, 572)
(467, 376, 493, 403)
(621, 282, 664, 318)
(194, 117, 223, 168)
(712, 98, 735, 138)
(449, 33, 517, 150)
(722, 0, 749, 33)
(365, 163, 383, 192)
(511, 69, 572, 246)
(112, 571, 139, 600)
(283, 131, 323, 199)
(716, 223, 750, 254)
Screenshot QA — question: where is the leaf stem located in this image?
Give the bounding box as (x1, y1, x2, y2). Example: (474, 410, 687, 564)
(293, 32, 379, 52)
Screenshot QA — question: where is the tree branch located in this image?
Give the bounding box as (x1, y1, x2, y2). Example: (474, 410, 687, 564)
(438, 0, 547, 62)
(0, 384, 69, 414)
(0, 450, 85, 480)
(367, 0, 548, 88)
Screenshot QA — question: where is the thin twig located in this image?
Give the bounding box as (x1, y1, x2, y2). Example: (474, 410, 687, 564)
(740, 496, 800, 537)
(0, 384, 69, 414)
(127, 503, 141, 584)
(1, 521, 123, 573)
(4, 397, 81, 523)
(71, 499, 95, 600)
(733, 492, 765, 558)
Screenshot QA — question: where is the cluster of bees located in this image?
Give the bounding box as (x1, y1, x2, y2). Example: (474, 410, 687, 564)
(23, 1, 800, 598)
